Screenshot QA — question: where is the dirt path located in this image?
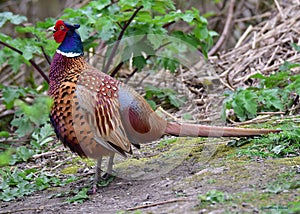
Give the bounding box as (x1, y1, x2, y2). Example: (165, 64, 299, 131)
(1, 138, 299, 213)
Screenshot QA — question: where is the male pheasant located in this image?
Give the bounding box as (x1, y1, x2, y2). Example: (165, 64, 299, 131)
(48, 20, 280, 194)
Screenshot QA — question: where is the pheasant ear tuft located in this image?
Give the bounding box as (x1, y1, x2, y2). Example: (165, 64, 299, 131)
(64, 22, 80, 30)
(74, 24, 80, 29)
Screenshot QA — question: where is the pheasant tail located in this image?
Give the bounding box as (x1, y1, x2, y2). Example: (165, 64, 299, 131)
(165, 122, 281, 137)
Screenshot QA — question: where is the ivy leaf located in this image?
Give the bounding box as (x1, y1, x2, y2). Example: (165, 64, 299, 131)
(232, 98, 246, 122)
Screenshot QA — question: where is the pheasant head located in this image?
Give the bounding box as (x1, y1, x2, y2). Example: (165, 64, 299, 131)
(48, 20, 83, 57)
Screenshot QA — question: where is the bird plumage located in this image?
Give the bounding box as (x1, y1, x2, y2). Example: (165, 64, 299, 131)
(48, 20, 280, 194)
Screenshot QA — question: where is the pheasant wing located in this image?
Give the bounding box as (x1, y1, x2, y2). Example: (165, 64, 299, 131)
(75, 69, 131, 155)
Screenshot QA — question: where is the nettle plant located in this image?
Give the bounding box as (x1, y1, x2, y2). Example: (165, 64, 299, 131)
(222, 61, 300, 122)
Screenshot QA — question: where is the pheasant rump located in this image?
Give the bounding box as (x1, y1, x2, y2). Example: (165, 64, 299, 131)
(48, 20, 280, 194)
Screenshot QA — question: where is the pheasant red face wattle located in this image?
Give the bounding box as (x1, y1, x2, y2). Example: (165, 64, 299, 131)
(51, 20, 69, 43)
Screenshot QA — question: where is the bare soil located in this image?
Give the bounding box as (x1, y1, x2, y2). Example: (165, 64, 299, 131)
(1, 137, 299, 214)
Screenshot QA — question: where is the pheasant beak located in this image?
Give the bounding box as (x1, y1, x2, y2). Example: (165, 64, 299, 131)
(47, 26, 56, 32)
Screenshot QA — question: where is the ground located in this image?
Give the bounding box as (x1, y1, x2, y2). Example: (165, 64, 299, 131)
(0, 136, 299, 214)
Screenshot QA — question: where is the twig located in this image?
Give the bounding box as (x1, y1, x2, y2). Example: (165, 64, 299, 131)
(32, 33, 51, 65)
(257, 111, 285, 115)
(126, 198, 194, 211)
(0, 41, 49, 83)
(51, 156, 73, 171)
(29, 59, 49, 83)
(40, 46, 51, 65)
(235, 25, 253, 48)
(229, 115, 272, 126)
(31, 151, 56, 159)
(157, 106, 179, 121)
(273, 0, 286, 20)
(110, 61, 124, 77)
(104, 6, 143, 74)
(234, 12, 272, 23)
(208, 0, 235, 56)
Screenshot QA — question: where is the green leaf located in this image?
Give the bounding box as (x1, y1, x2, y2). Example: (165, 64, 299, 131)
(0, 12, 27, 28)
(243, 90, 258, 116)
(168, 94, 184, 108)
(118, 0, 139, 9)
(14, 96, 52, 127)
(291, 42, 300, 52)
(67, 188, 89, 204)
(15, 146, 35, 162)
(11, 116, 34, 137)
(181, 12, 195, 23)
(146, 100, 157, 110)
(259, 89, 284, 111)
(231, 90, 257, 121)
(0, 131, 9, 138)
(2, 86, 27, 109)
(0, 150, 12, 167)
(89, 0, 111, 10)
(132, 55, 147, 71)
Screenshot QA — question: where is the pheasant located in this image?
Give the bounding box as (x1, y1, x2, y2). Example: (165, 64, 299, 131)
(48, 20, 280, 194)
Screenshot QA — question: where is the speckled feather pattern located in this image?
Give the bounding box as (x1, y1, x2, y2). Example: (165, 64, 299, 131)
(49, 52, 132, 158)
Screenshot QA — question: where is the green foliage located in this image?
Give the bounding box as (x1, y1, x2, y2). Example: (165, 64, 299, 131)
(0, 0, 217, 76)
(229, 126, 300, 158)
(223, 67, 300, 121)
(1, 123, 54, 166)
(198, 190, 230, 205)
(144, 85, 186, 109)
(0, 167, 77, 201)
(0, 150, 12, 167)
(11, 96, 53, 137)
(0, 12, 27, 28)
(67, 188, 89, 204)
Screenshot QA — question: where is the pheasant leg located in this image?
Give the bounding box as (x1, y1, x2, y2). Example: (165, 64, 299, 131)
(102, 153, 115, 180)
(88, 156, 102, 195)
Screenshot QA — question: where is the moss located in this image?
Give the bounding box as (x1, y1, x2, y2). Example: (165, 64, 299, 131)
(266, 156, 300, 166)
(61, 166, 79, 174)
(114, 137, 197, 180)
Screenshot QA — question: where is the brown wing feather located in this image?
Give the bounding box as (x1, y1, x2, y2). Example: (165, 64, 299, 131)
(76, 69, 132, 154)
